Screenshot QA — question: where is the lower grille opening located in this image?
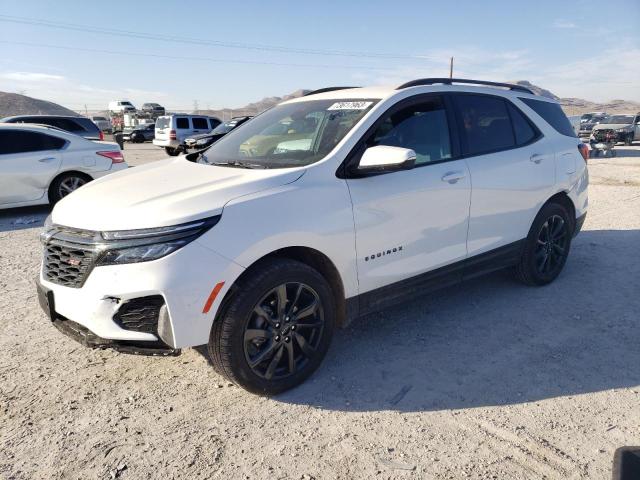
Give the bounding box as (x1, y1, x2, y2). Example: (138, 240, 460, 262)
(113, 295, 165, 334)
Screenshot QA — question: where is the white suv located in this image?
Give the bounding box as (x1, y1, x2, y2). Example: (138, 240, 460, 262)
(37, 79, 589, 395)
(153, 115, 221, 156)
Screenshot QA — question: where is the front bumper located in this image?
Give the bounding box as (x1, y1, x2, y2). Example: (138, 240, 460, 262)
(38, 239, 244, 349)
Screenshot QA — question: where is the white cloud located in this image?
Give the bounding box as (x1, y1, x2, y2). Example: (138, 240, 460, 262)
(553, 19, 577, 29)
(0, 71, 65, 82)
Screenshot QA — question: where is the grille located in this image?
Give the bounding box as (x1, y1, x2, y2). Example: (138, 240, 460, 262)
(113, 296, 165, 334)
(43, 242, 97, 288)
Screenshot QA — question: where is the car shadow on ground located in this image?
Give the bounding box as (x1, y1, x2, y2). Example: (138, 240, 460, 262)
(0, 205, 50, 233)
(272, 229, 640, 412)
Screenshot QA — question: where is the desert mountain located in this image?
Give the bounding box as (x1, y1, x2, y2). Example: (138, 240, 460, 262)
(0, 91, 79, 118)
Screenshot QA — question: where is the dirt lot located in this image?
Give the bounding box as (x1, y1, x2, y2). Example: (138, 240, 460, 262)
(1, 142, 639, 480)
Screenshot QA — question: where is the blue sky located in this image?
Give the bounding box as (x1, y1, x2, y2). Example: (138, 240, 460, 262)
(0, 0, 638, 111)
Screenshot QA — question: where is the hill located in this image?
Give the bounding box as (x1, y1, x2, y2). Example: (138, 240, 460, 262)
(0, 92, 79, 118)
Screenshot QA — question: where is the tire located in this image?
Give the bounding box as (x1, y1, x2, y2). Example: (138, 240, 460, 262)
(131, 133, 142, 143)
(49, 172, 90, 204)
(624, 134, 633, 146)
(165, 147, 181, 156)
(514, 202, 573, 286)
(208, 259, 335, 395)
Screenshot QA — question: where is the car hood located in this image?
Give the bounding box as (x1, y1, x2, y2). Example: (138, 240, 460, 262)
(52, 157, 305, 231)
(592, 123, 632, 131)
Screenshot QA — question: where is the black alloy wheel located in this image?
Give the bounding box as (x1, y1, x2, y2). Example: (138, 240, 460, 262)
(207, 258, 335, 395)
(514, 202, 573, 286)
(534, 214, 569, 278)
(244, 283, 324, 381)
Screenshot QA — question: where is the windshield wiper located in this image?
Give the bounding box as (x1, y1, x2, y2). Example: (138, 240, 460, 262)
(210, 160, 268, 169)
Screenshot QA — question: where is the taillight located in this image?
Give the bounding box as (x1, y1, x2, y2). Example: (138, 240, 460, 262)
(578, 143, 589, 162)
(97, 150, 125, 164)
(99, 130, 104, 141)
(169, 129, 176, 140)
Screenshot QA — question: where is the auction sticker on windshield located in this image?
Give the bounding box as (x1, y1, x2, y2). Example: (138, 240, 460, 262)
(328, 101, 373, 110)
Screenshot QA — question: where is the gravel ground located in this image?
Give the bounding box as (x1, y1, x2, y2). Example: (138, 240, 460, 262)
(1, 142, 639, 480)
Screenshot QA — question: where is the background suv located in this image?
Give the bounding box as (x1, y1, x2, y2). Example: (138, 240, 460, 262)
(153, 114, 221, 155)
(2, 115, 104, 141)
(38, 78, 588, 395)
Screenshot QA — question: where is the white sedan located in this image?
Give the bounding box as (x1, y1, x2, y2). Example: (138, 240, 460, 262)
(0, 123, 128, 209)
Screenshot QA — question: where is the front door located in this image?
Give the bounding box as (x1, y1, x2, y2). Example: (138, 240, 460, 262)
(345, 95, 471, 299)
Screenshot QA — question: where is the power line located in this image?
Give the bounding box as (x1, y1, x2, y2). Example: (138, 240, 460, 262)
(0, 40, 420, 71)
(0, 14, 443, 62)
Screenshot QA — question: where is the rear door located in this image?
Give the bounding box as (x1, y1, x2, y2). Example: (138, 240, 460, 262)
(175, 117, 191, 142)
(452, 93, 555, 256)
(634, 114, 640, 140)
(0, 130, 65, 204)
(191, 117, 210, 136)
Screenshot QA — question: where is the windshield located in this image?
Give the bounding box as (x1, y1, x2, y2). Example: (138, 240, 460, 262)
(200, 99, 377, 168)
(93, 116, 107, 121)
(211, 121, 237, 135)
(602, 115, 633, 124)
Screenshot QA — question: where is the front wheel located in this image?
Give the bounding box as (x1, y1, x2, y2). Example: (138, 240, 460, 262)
(514, 202, 573, 286)
(208, 259, 335, 395)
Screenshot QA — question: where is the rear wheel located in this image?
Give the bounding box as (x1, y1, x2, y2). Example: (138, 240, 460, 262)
(514, 202, 573, 286)
(165, 147, 181, 156)
(624, 134, 633, 146)
(208, 259, 335, 395)
(49, 172, 90, 204)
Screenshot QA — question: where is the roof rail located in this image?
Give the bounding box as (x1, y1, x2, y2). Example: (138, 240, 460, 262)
(396, 78, 535, 94)
(303, 86, 360, 96)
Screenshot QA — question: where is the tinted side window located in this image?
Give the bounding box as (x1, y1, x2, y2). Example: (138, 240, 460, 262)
(176, 117, 189, 129)
(0, 131, 65, 154)
(520, 98, 576, 137)
(75, 118, 100, 132)
(455, 95, 515, 155)
(46, 118, 84, 132)
(507, 103, 538, 145)
(209, 118, 221, 129)
(192, 117, 209, 129)
(366, 96, 451, 165)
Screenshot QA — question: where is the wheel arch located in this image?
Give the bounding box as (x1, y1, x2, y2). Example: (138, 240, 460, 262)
(47, 170, 94, 203)
(541, 190, 577, 232)
(217, 246, 349, 328)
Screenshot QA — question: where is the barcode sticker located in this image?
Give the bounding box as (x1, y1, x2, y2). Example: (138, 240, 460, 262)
(327, 101, 373, 111)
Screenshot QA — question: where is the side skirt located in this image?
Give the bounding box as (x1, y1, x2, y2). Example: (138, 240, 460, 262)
(346, 239, 525, 319)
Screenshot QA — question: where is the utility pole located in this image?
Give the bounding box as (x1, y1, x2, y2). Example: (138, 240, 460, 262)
(193, 100, 199, 113)
(449, 57, 454, 79)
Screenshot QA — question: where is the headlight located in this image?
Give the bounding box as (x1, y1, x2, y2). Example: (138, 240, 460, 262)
(95, 216, 220, 265)
(615, 128, 630, 133)
(196, 139, 208, 145)
(98, 240, 191, 265)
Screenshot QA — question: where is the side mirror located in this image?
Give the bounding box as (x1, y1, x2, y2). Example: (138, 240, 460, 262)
(357, 145, 416, 173)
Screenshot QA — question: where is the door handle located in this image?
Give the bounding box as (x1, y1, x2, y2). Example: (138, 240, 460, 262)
(530, 154, 543, 164)
(38, 157, 56, 163)
(441, 171, 466, 184)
